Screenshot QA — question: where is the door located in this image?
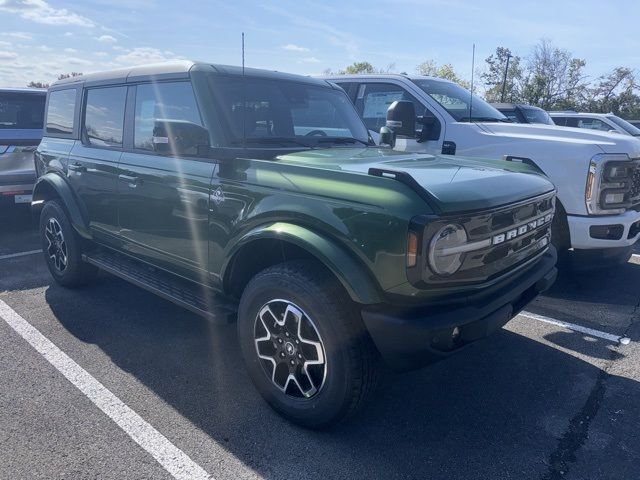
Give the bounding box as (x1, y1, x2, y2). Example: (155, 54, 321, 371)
(117, 81, 215, 281)
(352, 82, 443, 154)
(67, 86, 126, 243)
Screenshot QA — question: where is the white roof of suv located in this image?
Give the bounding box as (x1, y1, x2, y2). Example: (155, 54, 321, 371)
(549, 112, 640, 137)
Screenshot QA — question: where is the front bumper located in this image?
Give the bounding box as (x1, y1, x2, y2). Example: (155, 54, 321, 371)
(361, 247, 557, 371)
(567, 210, 640, 249)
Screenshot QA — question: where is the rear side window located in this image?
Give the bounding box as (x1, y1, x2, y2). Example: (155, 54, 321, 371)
(83, 87, 127, 147)
(46, 89, 77, 135)
(134, 82, 204, 154)
(0, 92, 45, 129)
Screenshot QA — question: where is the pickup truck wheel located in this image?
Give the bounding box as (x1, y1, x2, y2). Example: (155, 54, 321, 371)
(237, 261, 378, 429)
(40, 200, 97, 288)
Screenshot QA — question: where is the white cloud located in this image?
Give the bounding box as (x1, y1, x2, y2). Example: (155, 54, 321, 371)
(36, 45, 52, 51)
(0, 40, 11, 47)
(1, 31, 32, 40)
(64, 47, 77, 53)
(0, 0, 95, 27)
(282, 43, 309, 52)
(63, 31, 73, 36)
(66, 57, 93, 66)
(95, 51, 109, 57)
(299, 56, 320, 63)
(114, 47, 182, 66)
(96, 34, 117, 43)
(0, 50, 18, 59)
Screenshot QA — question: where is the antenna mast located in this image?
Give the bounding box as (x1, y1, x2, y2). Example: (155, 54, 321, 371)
(242, 32, 246, 147)
(469, 43, 475, 122)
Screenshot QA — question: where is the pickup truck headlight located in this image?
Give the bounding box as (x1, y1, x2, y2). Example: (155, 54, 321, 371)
(586, 154, 636, 215)
(428, 224, 467, 275)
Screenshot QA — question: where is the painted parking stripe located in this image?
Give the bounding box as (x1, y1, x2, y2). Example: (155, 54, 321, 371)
(520, 310, 631, 345)
(632, 253, 640, 260)
(0, 249, 42, 261)
(0, 299, 213, 480)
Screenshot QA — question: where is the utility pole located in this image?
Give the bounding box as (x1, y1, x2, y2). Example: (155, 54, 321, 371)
(500, 53, 512, 102)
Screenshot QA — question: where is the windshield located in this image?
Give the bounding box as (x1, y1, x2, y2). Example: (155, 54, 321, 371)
(210, 77, 370, 147)
(606, 115, 640, 136)
(521, 106, 554, 125)
(0, 92, 46, 129)
(411, 78, 507, 122)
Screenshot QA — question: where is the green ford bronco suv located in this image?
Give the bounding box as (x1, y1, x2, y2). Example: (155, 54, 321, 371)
(33, 61, 557, 428)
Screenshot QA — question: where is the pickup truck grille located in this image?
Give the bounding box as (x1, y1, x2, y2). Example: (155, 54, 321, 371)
(422, 191, 556, 287)
(630, 166, 640, 203)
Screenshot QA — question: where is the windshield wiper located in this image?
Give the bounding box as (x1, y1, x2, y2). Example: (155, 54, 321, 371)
(233, 137, 313, 148)
(458, 116, 511, 123)
(316, 137, 370, 146)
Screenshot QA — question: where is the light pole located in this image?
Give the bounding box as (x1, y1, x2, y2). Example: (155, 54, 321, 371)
(500, 53, 512, 102)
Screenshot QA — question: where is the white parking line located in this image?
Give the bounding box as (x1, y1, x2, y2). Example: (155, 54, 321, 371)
(0, 249, 42, 261)
(520, 310, 631, 345)
(632, 253, 640, 260)
(0, 299, 213, 480)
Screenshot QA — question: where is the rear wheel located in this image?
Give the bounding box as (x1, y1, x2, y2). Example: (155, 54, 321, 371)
(237, 260, 379, 429)
(40, 200, 97, 287)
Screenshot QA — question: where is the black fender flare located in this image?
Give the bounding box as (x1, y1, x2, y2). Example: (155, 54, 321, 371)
(32, 173, 91, 239)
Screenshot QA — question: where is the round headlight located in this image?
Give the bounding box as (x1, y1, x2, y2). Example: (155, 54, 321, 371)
(428, 224, 468, 276)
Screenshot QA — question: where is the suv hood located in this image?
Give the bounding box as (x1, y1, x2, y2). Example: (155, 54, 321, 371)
(475, 122, 640, 155)
(278, 147, 554, 214)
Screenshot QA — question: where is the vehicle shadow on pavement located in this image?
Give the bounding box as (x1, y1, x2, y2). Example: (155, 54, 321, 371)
(43, 276, 640, 480)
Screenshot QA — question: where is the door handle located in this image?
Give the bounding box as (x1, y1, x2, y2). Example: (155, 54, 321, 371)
(68, 163, 87, 173)
(118, 174, 142, 188)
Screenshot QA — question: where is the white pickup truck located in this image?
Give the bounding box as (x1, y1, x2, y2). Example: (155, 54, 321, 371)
(325, 74, 640, 265)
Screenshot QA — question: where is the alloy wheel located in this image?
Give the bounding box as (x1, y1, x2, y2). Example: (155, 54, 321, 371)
(45, 217, 68, 273)
(254, 299, 327, 398)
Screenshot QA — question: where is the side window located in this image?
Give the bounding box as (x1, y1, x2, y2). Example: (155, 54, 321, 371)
(46, 89, 77, 135)
(552, 117, 566, 126)
(355, 83, 424, 133)
(83, 87, 127, 147)
(577, 118, 611, 131)
(134, 82, 205, 155)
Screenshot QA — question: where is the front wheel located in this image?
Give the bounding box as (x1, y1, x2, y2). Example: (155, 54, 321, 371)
(237, 261, 379, 429)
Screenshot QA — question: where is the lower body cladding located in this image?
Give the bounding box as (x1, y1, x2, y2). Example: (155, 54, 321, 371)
(361, 248, 558, 372)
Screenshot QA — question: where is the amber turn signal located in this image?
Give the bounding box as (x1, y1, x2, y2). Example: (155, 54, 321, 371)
(406, 231, 418, 268)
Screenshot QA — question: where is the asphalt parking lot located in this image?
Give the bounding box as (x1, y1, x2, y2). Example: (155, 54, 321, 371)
(1, 204, 639, 480)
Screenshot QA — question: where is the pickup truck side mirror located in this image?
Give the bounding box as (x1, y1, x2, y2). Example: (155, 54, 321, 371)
(152, 119, 210, 156)
(386, 100, 416, 138)
(379, 126, 395, 147)
(417, 115, 441, 142)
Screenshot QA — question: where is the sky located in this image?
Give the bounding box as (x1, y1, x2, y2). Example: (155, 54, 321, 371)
(1, 0, 639, 88)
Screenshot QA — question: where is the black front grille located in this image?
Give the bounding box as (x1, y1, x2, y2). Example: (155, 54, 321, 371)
(631, 167, 640, 202)
(419, 191, 556, 288)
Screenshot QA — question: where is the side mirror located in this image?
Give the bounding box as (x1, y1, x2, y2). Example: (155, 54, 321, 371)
(379, 126, 395, 147)
(417, 115, 441, 142)
(152, 119, 210, 156)
(386, 100, 416, 137)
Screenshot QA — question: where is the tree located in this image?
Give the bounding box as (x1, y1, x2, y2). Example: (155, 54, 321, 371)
(344, 61, 376, 74)
(416, 60, 470, 89)
(57, 72, 83, 80)
(481, 47, 523, 102)
(27, 81, 49, 88)
(584, 67, 640, 117)
(521, 39, 587, 109)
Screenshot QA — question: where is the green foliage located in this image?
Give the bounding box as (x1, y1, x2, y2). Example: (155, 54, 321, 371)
(416, 60, 470, 89)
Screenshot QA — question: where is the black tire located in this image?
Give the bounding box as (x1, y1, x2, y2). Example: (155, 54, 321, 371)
(237, 260, 379, 429)
(39, 200, 97, 288)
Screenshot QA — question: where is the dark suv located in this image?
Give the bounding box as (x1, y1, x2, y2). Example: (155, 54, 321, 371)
(34, 61, 557, 428)
(0, 87, 46, 206)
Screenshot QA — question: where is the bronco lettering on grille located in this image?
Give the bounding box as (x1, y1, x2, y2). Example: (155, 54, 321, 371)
(492, 213, 553, 246)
